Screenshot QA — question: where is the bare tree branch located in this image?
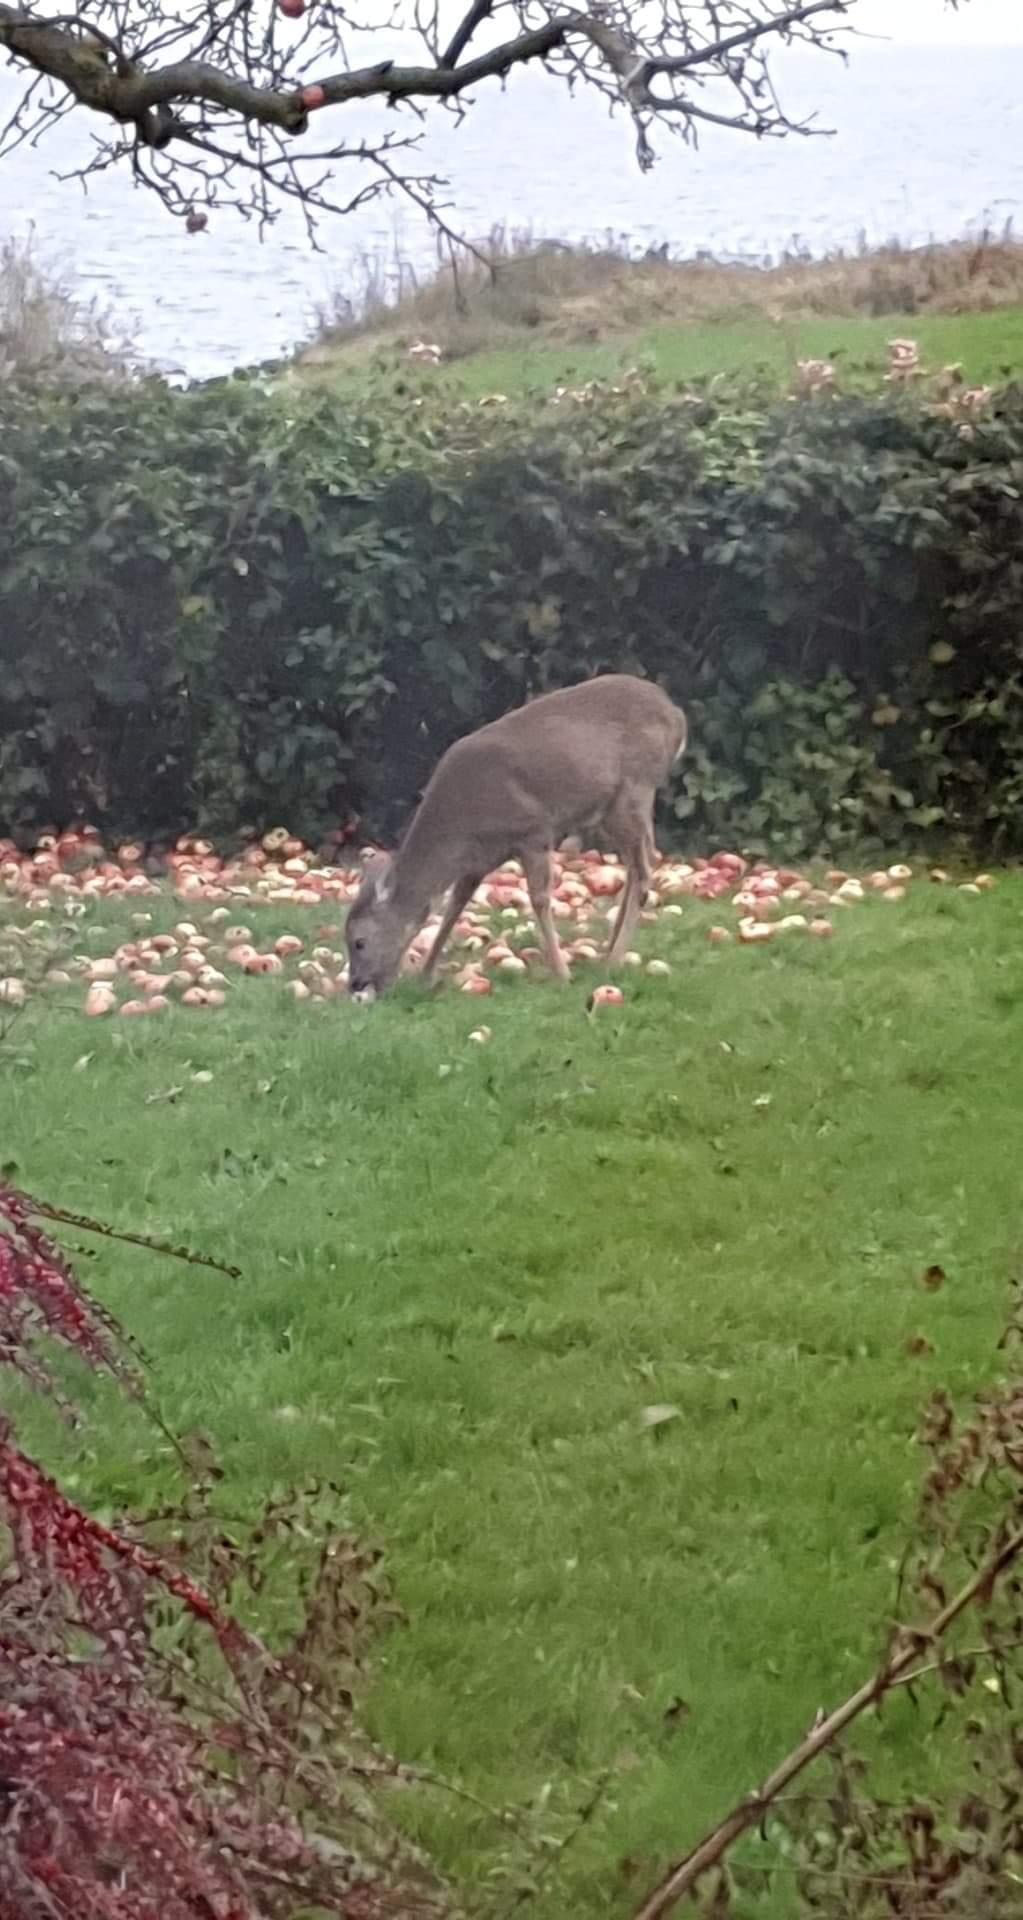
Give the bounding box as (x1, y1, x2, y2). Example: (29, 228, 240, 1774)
(0, 1, 947, 239)
(440, 0, 494, 68)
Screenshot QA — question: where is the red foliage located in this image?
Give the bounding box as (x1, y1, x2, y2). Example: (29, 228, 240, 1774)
(0, 1423, 256, 1665)
(0, 1184, 143, 1414)
(0, 1185, 448, 1920)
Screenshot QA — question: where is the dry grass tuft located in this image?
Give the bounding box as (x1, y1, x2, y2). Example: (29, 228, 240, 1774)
(300, 224, 1023, 367)
(0, 232, 138, 381)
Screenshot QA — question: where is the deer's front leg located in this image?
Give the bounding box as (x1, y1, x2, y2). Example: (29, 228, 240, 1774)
(521, 849, 570, 983)
(420, 873, 482, 984)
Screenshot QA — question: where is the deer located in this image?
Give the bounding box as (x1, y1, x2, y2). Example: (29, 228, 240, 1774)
(344, 672, 687, 1002)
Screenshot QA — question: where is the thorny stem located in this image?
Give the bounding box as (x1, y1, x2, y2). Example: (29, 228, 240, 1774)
(630, 1523, 1023, 1920)
(28, 1196, 242, 1278)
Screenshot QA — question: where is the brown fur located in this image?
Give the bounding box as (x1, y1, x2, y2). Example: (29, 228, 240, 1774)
(345, 673, 687, 996)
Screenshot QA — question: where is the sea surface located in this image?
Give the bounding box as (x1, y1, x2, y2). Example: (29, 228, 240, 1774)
(1, 41, 1022, 376)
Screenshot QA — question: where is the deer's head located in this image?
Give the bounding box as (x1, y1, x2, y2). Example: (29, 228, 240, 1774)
(344, 853, 411, 1002)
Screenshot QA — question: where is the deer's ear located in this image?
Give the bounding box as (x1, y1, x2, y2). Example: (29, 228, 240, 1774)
(366, 852, 394, 906)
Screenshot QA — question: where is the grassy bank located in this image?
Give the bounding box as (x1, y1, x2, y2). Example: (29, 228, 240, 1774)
(296, 232, 1023, 398)
(7, 872, 1021, 1912)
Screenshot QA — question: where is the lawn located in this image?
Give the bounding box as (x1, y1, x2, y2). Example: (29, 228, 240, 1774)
(6, 868, 1022, 1913)
(426, 307, 1023, 402)
(296, 304, 1023, 403)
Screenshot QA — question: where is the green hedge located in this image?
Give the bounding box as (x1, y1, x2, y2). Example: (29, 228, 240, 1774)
(2, 366, 1023, 856)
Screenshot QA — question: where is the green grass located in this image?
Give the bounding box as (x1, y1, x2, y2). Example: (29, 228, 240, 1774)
(6, 875, 1023, 1913)
(462, 307, 1023, 399)
(298, 306, 1023, 404)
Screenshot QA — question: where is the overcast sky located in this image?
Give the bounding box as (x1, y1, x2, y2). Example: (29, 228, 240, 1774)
(853, 0, 1023, 42)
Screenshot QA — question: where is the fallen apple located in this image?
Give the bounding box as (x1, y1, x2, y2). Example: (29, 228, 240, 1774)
(589, 984, 625, 1010)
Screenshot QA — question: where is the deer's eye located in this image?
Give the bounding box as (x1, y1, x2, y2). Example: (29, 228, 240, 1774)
(352, 937, 365, 952)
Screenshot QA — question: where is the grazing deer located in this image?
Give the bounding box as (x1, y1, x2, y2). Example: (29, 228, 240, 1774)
(344, 673, 687, 1001)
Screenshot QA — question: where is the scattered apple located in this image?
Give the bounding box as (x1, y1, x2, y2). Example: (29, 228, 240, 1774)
(0, 827, 994, 1028)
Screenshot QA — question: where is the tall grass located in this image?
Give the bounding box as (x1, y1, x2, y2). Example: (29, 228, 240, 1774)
(0, 231, 138, 379)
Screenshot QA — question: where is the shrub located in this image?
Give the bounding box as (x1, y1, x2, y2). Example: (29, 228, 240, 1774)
(0, 1184, 449, 1918)
(2, 361, 1023, 855)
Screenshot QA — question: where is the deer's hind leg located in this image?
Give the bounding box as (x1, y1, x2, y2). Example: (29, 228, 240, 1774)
(604, 798, 655, 967)
(521, 848, 571, 982)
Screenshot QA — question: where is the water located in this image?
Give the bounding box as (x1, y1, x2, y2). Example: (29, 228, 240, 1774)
(1, 42, 1022, 377)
